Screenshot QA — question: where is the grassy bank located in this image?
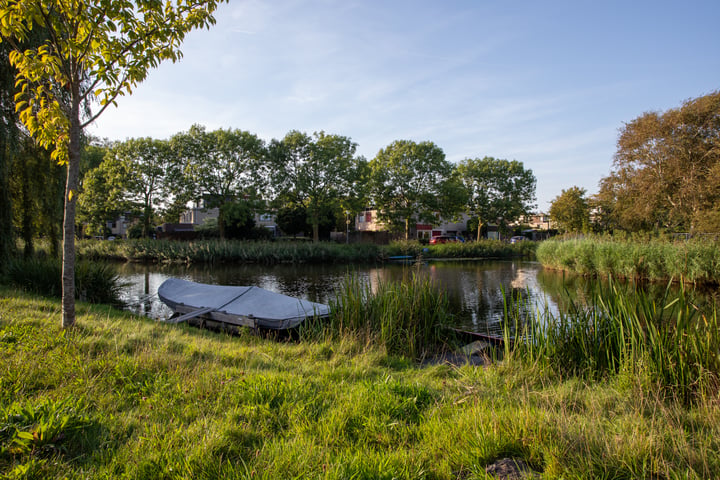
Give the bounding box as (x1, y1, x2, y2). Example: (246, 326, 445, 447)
(2, 289, 719, 478)
(74, 238, 535, 265)
(536, 236, 720, 284)
(385, 239, 536, 260)
(76, 239, 383, 264)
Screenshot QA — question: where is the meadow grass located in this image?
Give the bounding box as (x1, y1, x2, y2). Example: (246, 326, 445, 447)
(536, 236, 720, 284)
(2, 288, 719, 478)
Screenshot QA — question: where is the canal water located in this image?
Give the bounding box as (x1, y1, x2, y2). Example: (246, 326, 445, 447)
(116, 260, 718, 336)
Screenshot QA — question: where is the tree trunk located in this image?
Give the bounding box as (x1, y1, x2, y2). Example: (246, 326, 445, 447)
(62, 96, 81, 329)
(405, 217, 409, 241)
(218, 204, 226, 239)
(476, 217, 482, 242)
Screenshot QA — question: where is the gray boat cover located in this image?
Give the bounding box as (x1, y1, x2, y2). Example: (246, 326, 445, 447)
(158, 278, 330, 328)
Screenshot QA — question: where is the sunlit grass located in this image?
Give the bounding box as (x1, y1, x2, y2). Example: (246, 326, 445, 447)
(536, 236, 720, 284)
(1, 288, 719, 478)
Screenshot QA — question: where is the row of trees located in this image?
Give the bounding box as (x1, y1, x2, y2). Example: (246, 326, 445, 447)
(549, 91, 720, 235)
(78, 127, 539, 242)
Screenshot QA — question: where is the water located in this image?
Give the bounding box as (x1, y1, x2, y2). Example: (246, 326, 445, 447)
(117, 260, 555, 335)
(116, 259, 719, 336)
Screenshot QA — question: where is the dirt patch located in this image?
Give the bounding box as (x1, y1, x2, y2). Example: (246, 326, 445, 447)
(485, 458, 542, 479)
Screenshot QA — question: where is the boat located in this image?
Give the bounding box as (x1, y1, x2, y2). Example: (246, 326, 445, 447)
(157, 278, 331, 330)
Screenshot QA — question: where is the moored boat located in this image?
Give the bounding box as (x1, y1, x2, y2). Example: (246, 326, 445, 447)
(158, 278, 330, 330)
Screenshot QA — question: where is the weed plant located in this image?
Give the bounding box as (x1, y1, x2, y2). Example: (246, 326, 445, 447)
(307, 270, 453, 359)
(384, 239, 536, 260)
(537, 236, 720, 284)
(75, 238, 535, 265)
(3, 256, 124, 305)
(77, 239, 382, 264)
(509, 279, 720, 405)
(2, 289, 720, 478)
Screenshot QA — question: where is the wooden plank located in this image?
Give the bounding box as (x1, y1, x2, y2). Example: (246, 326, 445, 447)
(167, 306, 217, 324)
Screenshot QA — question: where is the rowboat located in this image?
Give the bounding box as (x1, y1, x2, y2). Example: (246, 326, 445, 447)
(158, 278, 331, 330)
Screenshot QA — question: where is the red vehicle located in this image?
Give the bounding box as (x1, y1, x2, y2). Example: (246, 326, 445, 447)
(429, 235, 464, 245)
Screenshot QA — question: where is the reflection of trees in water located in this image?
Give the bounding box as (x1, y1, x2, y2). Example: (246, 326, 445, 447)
(364, 261, 546, 336)
(535, 268, 720, 317)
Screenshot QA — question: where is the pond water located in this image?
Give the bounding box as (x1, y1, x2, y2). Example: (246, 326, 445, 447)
(116, 260, 718, 336)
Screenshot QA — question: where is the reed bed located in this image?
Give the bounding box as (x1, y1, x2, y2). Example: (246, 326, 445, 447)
(384, 238, 536, 259)
(304, 271, 453, 359)
(77, 239, 382, 265)
(3, 256, 124, 306)
(536, 236, 720, 284)
(509, 279, 720, 405)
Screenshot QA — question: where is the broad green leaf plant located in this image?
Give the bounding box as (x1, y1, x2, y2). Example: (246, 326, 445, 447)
(0, 0, 225, 328)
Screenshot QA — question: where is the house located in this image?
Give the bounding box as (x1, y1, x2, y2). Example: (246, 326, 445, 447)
(355, 209, 471, 243)
(179, 199, 279, 236)
(179, 199, 219, 225)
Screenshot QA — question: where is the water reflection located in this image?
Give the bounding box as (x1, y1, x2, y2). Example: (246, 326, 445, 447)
(116, 260, 718, 336)
(117, 260, 553, 335)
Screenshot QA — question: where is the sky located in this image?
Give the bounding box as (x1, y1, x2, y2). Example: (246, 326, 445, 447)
(88, 0, 720, 211)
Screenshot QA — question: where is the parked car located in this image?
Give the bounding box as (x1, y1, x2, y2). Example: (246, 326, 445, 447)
(510, 236, 526, 244)
(430, 235, 464, 244)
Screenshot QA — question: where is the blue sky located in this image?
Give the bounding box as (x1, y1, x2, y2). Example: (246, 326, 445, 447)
(89, 0, 720, 211)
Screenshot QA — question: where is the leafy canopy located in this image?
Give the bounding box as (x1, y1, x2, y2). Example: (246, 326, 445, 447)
(0, 0, 223, 163)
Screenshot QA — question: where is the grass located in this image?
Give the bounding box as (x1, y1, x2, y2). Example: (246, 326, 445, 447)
(508, 278, 720, 406)
(304, 271, 453, 360)
(2, 288, 720, 478)
(3, 256, 124, 306)
(72, 238, 535, 265)
(536, 236, 720, 284)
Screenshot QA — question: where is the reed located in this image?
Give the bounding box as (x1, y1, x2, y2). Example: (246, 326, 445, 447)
(509, 279, 720, 405)
(384, 239, 536, 259)
(3, 256, 124, 306)
(76, 238, 535, 265)
(308, 270, 453, 359)
(76, 239, 383, 264)
(536, 236, 720, 284)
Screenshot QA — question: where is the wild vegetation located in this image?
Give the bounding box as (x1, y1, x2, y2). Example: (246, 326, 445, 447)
(70, 238, 535, 265)
(536, 235, 720, 284)
(2, 283, 719, 479)
(2, 256, 124, 306)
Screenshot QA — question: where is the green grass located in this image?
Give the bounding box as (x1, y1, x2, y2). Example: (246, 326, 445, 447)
(3, 256, 124, 306)
(2, 288, 720, 478)
(305, 271, 453, 360)
(536, 236, 720, 284)
(73, 238, 535, 265)
(508, 278, 720, 406)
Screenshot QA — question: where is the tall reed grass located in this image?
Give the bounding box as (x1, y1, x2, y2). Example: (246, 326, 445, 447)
(537, 236, 720, 284)
(384, 239, 536, 259)
(3, 256, 124, 306)
(76, 238, 535, 265)
(304, 270, 453, 359)
(508, 279, 720, 405)
(77, 239, 382, 264)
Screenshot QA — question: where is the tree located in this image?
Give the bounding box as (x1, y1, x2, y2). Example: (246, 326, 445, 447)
(268, 131, 361, 242)
(549, 186, 590, 234)
(0, 0, 223, 328)
(0, 40, 15, 265)
(456, 157, 536, 241)
(77, 158, 128, 238)
(172, 125, 265, 239)
(598, 91, 720, 233)
(369, 140, 463, 240)
(108, 137, 175, 237)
